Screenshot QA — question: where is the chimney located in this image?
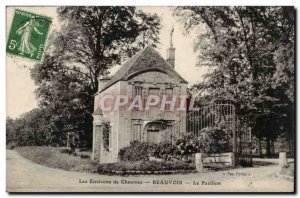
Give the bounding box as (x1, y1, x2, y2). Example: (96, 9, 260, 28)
(166, 26, 175, 68)
(98, 76, 111, 91)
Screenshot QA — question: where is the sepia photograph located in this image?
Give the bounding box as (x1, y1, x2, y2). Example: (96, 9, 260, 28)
(5, 5, 295, 193)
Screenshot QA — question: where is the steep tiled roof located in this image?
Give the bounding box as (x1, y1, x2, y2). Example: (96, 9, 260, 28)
(98, 46, 187, 93)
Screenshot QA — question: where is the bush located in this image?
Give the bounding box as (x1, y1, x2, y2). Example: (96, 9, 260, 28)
(171, 134, 202, 159)
(119, 130, 233, 162)
(199, 127, 233, 153)
(119, 141, 157, 161)
(119, 134, 202, 162)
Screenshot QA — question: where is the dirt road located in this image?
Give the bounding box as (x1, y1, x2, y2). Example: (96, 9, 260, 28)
(6, 150, 294, 192)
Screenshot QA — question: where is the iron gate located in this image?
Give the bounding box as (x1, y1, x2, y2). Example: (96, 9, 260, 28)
(187, 100, 252, 167)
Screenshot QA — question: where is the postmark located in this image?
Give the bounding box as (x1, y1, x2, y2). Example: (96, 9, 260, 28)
(6, 9, 52, 61)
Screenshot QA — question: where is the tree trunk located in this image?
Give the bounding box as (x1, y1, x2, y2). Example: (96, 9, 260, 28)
(266, 136, 271, 157)
(271, 139, 275, 155)
(257, 137, 262, 157)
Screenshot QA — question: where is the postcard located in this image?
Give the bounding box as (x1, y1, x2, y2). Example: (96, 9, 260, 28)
(6, 6, 295, 192)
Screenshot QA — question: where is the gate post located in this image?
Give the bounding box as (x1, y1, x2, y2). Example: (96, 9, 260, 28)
(195, 153, 204, 172)
(279, 152, 288, 170)
(232, 115, 238, 167)
(249, 127, 253, 166)
(233, 128, 237, 167)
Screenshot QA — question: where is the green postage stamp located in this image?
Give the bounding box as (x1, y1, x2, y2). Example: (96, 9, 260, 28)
(6, 9, 52, 61)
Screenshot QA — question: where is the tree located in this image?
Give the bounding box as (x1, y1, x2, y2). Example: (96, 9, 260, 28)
(47, 6, 160, 92)
(6, 117, 16, 146)
(30, 6, 160, 148)
(174, 6, 294, 156)
(6, 109, 53, 147)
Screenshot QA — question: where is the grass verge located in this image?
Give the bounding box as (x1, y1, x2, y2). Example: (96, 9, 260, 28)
(15, 146, 195, 175)
(15, 146, 97, 173)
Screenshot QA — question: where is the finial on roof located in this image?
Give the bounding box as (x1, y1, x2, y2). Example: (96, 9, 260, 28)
(167, 26, 175, 68)
(169, 26, 174, 48)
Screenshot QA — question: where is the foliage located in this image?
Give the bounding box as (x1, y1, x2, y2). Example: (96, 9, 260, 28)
(157, 134, 201, 160)
(119, 132, 232, 161)
(199, 127, 233, 153)
(46, 6, 161, 92)
(102, 121, 111, 151)
(119, 141, 156, 161)
(174, 6, 295, 155)
(6, 117, 16, 147)
(9, 6, 161, 148)
(6, 109, 54, 147)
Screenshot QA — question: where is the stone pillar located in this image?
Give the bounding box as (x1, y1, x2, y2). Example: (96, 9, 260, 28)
(279, 152, 288, 170)
(228, 152, 235, 167)
(91, 109, 103, 161)
(195, 153, 204, 172)
(92, 124, 102, 161)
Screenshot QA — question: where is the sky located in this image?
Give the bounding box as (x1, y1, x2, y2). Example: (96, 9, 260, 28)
(6, 6, 208, 118)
